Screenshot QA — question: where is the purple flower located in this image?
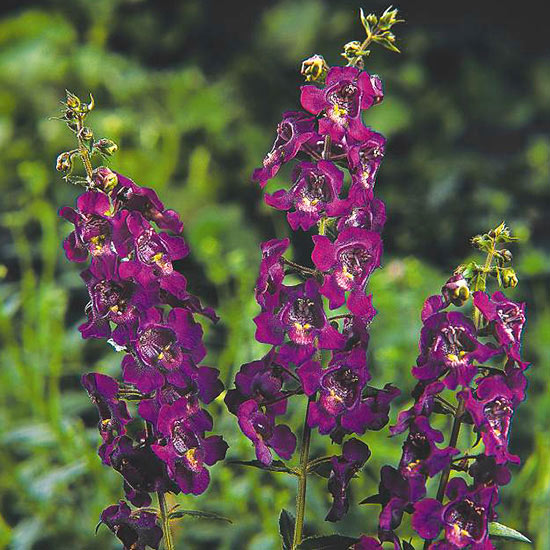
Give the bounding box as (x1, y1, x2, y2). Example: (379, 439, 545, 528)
(79, 256, 157, 340)
(397, 416, 459, 501)
(300, 67, 383, 142)
(312, 228, 382, 309)
(225, 349, 288, 417)
(353, 536, 384, 550)
(59, 190, 129, 262)
(460, 376, 520, 465)
(326, 438, 371, 521)
(255, 238, 290, 312)
(113, 172, 184, 233)
(344, 291, 377, 346)
(468, 455, 511, 488)
(473, 291, 526, 361)
(100, 500, 162, 550)
(375, 465, 415, 532)
(252, 111, 316, 188)
(335, 197, 386, 234)
(152, 397, 228, 494)
(265, 160, 343, 231)
(81, 373, 130, 464)
(412, 312, 498, 389)
(254, 279, 346, 352)
(237, 399, 296, 465)
(412, 479, 498, 549)
(298, 347, 370, 436)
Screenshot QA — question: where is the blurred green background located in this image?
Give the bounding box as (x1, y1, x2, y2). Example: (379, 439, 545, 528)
(0, 0, 548, 549)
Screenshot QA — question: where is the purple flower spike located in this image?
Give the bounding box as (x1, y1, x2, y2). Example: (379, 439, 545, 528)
(461, 376, 520, 465)
(312, 228, 382, 309)
(473, 291, 526, 361)
(326, 438, 371, 522)
(255, 238, 290, 312)
(81, 373, 130, 464)
(113, 172, 184, 234)
(300, 66, 382, 142)
(413, 312, 498, 389)
(265, 160, 343, 231)
(237, 399, 296, 465)
(252, 111, 316, 188)
(100, 500, 163, 550)
(254, 279, 345, 351)
(152, 397, 228, 495)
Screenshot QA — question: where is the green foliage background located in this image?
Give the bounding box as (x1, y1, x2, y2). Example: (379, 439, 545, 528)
(0, 1, 548, 549)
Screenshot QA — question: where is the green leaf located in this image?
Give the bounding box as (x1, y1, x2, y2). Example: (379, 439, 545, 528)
(296, 534, 358, 550)
(229, 459, 297, 475)
(489, 522, 531, 543)
(168, 510, 232, 523)
(279, 509, 295, 550)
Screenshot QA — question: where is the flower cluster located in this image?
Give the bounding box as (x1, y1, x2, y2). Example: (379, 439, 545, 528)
(61, 167, 227, 548)
(226, 62, 399, 523)
(368, 254, 528, 548)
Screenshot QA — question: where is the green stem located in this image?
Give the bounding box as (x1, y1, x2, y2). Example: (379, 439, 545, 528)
(158, 491, 175, 550)
(75, 116, 94, 181)
(292, 398, 313, 549)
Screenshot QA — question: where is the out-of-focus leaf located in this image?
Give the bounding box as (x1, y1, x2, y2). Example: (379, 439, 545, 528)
(279, 509, 295, 550)
(489, 522, 532, 543)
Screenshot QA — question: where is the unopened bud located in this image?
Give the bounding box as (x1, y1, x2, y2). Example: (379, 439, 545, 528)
(501, 268, 518, 288)
(66, 91, 80, 110)
(442, 274, 470, 306)
(301, 54, 329, 83)
(498, 249, 513, 263)
(342, 41, 363, 59)
(78, 126, 93, 141)
(94, 138, 118, 156)
(56, 151, 73, 172)
(92, 166, 118, 192)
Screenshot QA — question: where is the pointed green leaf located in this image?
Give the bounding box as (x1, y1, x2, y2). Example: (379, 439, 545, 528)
(279, 509, 295, 550)
(168, 510, 232, 523)
(489, 522, 531, 544)
(229, 459, 296, 474)
(297, 534, 358, 549)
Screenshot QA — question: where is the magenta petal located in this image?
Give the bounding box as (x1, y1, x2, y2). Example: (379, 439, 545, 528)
(300, 85, 326, 114)
(412, 498, 443, 540)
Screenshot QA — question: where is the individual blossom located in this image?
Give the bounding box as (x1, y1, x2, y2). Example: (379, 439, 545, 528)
(81, 373, 130, 464)
(152, 397, 228, 495)
(298, 347, 370, 436)
(237, 399, 296, 465)
(300, 66, 383, 142)
(412, 478, 498, 549)
(252, 111, 316, 188)
(352, 536, 384, 550)
(412, 311, 498, 389)
(99, 500, 163, 550)
(254, 278, 346, 355)
(468, 455, 511, 488)
(326, 438, 371, 521)
(473, 291, 526, 361)
(460, 375, 520, 465)
(335, 197, 386, 234)
(312, 228, 383, 309)
(264, 160, 343, 231)
(255, 238, 290, 312)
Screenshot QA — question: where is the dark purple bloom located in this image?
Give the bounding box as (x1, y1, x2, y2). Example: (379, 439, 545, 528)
(300, 67, 383, 142)
(421, 295, 447, 322)
(335, 197, 386, 234)
(412, 478, 498, 549)
(237, 399, 296, 465)
(312, 228, 382, 309)
(100, 500, 162, 550)
(252, 111, 316, 188)
(81, 373, 130, 464)
(59, 190, 128, 262)
(152, 397, 228, 494)
(375, 465, 415, 532)
(113, 172, 184, 233)
(412, 312, 498, 389)
(265, 160, 343, 231)
(326, 438, 371, 521)
(469, 455, 511, 488)
(344, 291, 377, 346)
(473, 291, 526, 361)
(461, 376, 520, 465)
(299, 348, 370, 436)
(254, 279, 346, 351)
(353, 536, 384, 550)
(225, 349, 288, 417)
(255, 238, 290, 312)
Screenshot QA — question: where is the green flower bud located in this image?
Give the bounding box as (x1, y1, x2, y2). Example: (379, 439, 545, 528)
(94, 138, 118, 156)
(92, 166, 118, 192)
(56, 151, 73, 172)
(501, 267, 518, 288)
(65, 91, 81, 110)
(301, 54, 329, 83)
(78, 126, 94, 142)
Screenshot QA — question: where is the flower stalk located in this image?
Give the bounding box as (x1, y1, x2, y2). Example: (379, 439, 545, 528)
(158, 492, 175, 550)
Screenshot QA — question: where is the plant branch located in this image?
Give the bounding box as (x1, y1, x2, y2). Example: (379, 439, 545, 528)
(158, 491, 175, 550)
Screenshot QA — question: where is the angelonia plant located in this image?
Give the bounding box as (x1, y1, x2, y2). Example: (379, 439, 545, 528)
(224, 7, 409, 550)
(56, 92, 228, 550)
(362, 222, 530, 550)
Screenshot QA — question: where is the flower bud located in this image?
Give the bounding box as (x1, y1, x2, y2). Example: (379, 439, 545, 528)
(94, 139, 118, 156)
(442, 274, 470, 306)
(501, 267, 518, 288)
(56, 151, 73, 172)
(342, 41, 364, 59)
(78, 126, 94, 142)
(65, 91, 81, 110)
(92, 166, 118, 192)
(301, 54, 329, 83)
(496, 248, 513, 263)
